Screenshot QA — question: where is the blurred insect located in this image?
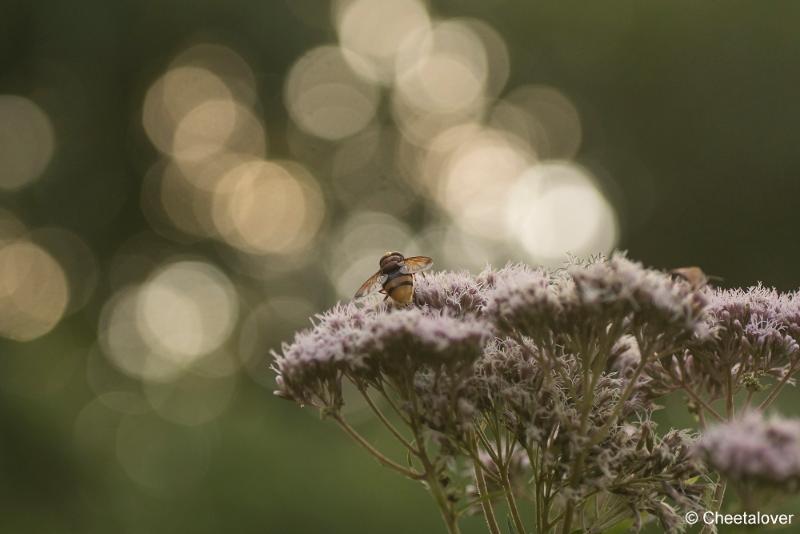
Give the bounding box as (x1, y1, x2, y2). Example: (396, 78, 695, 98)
(354, 251, 433, 306)
(670, 266, 722, 290)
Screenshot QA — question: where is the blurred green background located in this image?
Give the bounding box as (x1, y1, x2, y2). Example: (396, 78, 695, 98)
(1, 1, 800, 533)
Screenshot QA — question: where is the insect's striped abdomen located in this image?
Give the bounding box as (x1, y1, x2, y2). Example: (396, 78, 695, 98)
(383, 272, 414, 305)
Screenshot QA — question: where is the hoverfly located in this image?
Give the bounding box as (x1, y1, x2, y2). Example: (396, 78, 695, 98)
(670, 266, 722, 290)
(354, 251, 433, 306)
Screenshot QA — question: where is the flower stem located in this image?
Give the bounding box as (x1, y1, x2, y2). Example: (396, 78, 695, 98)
(524, 443, 549, 534)
(378, 383, 413, 426)
(560, 336, 602, 534)
(331, 414, 424, 480)
(472, 448, 502, 534)
(359, 387, 419, 454)
(500, 468, 527, 534)
(700, 480, 727, 534)
(743, 388, 754, 411)
(673, 357, 725, 422)
(697, 405, 707, 430)
(759, 357, 800, 411)
(405, 380, 461, 534)
(725, 369, 735, 418)
(680, 381, 725, 422)
(421, 450, 460, 533)
(589, 338, 655, 447)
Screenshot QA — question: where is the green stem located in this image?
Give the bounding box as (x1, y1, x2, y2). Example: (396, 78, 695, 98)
(406, 380, 460, 534)
(672, 356, 725, 422)
(680, 381, 725, 422)
(331, 414, 424, 480)
(472, 446, 502, 534)
(559, 501, 575, 534)
(726, 369, 735, 418)
(743, 388, 754, 411)
(589, 340, 655, 447)
(759, 357, 800, 411)
(526, 444, 547, 534)
(697, 407, 707, 430)
(426, 468, 460, 534)
(359, 387, 419, 454)
(378, 383, 413, 426)
(700, 480, 727, 534)
(501, 469, 527, 534)
(475, 427, 501, 465)
(560, 336, 602, 534)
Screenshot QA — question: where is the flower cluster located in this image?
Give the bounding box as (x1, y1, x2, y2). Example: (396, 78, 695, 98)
(273, 303, 486, 407)
(695, 412, 800, 489)
(412, 269, 488, 315)
(485, 254, 709, 346)
(273, 302, 369, 407)
(679, 286, 800, 400)
(273, 255, 800, 534)
(357, 308, 487, 378)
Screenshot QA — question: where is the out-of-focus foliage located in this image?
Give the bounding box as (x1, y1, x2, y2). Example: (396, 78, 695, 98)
(1, 1, 800, 533)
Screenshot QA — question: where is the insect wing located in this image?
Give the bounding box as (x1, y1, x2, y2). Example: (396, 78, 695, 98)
(400, 256, 433, 274)
(354, 270, 387, 298)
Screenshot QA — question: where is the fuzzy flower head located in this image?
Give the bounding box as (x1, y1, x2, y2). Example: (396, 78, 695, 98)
(272, 301, 371, 405)
(615, 256, 710, 341)
(412, 269, 487, 315)
(484, 253, 710, 350)
(273, 299, 490, 408)
(600, 424, 707, 533)
(703, 285, 800, 366)
(569, 253, 710, 343)
(781, 290, 800, 340)
(356, 307, 489, 379)
(695, 412, 800, 490)
(482, 264, 561, 343)
(681, 286, 800, 398)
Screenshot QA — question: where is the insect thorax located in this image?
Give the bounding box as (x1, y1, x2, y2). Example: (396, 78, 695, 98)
(379, 252, 404, 271)
(380, 261, 402, 275)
